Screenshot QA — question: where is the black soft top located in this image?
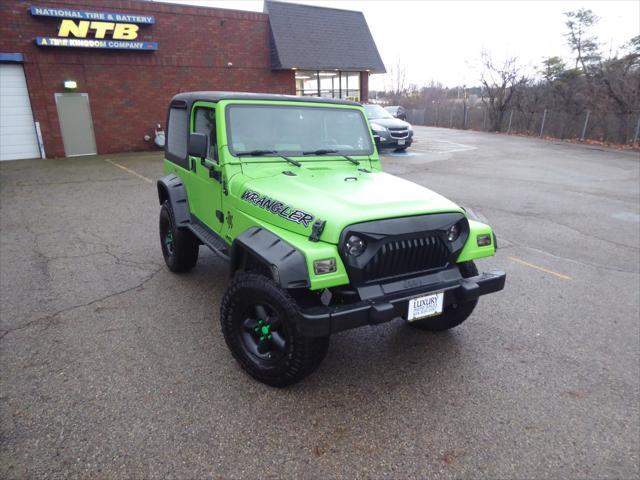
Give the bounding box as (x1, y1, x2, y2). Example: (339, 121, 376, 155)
(170, 91, 362, 110)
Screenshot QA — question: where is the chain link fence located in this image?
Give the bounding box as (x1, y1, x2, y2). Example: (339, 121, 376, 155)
(406, 104, 640, 146)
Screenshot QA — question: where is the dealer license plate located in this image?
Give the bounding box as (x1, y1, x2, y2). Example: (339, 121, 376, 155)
(397, 139, 406, 146)
(407, 292, 444, 321)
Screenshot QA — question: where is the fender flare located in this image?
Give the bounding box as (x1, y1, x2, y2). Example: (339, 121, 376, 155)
(230, 227, 310, 289)
(157, 174, 191, 227)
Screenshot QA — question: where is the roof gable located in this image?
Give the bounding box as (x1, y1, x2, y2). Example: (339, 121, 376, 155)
(265, 0, 386, 73)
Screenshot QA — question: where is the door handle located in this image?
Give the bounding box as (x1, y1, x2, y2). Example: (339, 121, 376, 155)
(201, 158, 221, 181)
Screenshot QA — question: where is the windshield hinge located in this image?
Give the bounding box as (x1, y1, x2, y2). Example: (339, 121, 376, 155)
(309, 219, 326, 242)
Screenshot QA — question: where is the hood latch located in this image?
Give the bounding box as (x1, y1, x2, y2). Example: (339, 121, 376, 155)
(309, 219, 326, 242)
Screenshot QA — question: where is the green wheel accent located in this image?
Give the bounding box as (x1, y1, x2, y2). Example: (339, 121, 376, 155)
(163, 229, 175, 255)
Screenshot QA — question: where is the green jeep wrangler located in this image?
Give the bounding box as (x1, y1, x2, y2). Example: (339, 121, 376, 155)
(157, 92, 505, 387)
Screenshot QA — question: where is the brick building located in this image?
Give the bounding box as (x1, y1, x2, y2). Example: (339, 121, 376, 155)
(0, 0, 385, 160)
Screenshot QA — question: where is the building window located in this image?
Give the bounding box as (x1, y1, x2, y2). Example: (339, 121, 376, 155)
(295, 70, 360, 102)
(295, 71, 319, 96)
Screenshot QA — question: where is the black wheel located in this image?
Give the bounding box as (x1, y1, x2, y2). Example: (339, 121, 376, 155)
(220, 272, 329, 387)
(159, 201, 199, 272)
(409, 261, 479, 331)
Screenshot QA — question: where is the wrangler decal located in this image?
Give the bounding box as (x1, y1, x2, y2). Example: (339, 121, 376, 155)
(241, 190, 315, 228)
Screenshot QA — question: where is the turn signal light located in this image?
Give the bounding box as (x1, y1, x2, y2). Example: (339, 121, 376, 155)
(477, 234, 492, 247)
(314, 258, 337, 275)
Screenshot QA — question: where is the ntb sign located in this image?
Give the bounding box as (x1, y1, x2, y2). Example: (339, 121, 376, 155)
(30, 6, 158, 51)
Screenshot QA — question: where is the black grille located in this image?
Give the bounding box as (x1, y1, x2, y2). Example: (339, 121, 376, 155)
(339, 213, 468, 286)
(389, 129, 409, 139)
(362, 234, 449, 282)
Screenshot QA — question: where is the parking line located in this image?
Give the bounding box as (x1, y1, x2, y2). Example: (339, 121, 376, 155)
(104, 158, 153, 184)
(509, 256, 572, 280)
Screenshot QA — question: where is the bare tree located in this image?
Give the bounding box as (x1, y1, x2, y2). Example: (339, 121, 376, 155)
(513, 79, 543, 131)
(385, 58, 408, 100)
(597, 35, 640, 113)
(480, 52, 525, 132)
(378, 8, 638, 144)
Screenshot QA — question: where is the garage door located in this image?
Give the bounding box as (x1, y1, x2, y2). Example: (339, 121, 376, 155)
(0, 64, 41, 161)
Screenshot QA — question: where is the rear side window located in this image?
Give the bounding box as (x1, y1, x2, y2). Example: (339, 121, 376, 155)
(166, 105, 188, 165)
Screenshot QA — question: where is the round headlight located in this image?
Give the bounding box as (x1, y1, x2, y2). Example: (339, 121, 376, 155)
(447, 224, 460, 242)
(345, 235, 366, 256)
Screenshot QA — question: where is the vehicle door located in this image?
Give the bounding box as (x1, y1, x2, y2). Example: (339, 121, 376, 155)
(188, 102, 224, 233)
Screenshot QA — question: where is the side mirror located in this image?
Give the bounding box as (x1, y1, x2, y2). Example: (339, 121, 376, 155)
(187, 133, 208, 159)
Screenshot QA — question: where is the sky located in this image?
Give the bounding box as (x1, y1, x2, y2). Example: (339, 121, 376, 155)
(157, 0, 640, 90)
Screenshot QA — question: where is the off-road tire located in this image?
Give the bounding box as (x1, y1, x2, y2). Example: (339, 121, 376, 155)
(408, 261, 479, 331)
(159, 201, 199, 272)
(220, 272, 329, 387)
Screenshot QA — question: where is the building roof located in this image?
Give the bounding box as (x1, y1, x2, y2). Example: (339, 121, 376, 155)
(265, 0, 386, 73)
(170, 91, 362, 107)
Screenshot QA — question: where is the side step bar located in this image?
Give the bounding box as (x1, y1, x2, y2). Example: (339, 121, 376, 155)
(187, 218, 230, 261)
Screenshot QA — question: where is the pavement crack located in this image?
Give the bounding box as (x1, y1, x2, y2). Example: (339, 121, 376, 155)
(0, 266, 163, 340)
(24, 226, 161, 270)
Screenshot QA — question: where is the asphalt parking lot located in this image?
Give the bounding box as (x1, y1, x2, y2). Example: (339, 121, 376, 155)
(1, 126, 639, 478)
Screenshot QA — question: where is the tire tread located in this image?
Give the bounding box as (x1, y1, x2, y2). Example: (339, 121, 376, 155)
(159, 201, 199, 272)
(220, 272, 329, 387)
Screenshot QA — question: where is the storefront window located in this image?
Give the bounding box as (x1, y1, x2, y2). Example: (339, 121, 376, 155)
(341, 72, 361, 102)
(295, 71, 319, 96)
(295, 70, 360, 101)
(319, 71, 338, 98)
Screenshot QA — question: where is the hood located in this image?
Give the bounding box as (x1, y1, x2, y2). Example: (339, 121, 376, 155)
(234, 166, 463, 244)
(368, 117, 410, 129)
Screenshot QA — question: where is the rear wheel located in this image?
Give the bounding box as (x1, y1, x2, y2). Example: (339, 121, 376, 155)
(159, 201, 199, 272)
(220, 272, 329, 387)
(408, 261, 479, 331)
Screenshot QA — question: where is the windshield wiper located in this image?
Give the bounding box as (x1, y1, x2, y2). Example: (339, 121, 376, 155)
(341, 155, 360, 165)
(303, 149, 338, 155)
(236, 149, 277, 156)
(236, 149, 301, 167)
(302, 149, 359, 165)
(281, 155, 301, 167)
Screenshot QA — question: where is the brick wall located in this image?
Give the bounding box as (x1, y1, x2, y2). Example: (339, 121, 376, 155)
(0, 0, 295, 157)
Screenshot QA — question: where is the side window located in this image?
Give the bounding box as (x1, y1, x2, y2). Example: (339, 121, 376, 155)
(167, 106, 188, 165)
(193, 107, 217, 160)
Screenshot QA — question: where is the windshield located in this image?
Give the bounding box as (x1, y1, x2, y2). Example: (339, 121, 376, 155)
(364, 104, 394, 120)
(226, 104, 374, 157)
(384, 106, 399, 114)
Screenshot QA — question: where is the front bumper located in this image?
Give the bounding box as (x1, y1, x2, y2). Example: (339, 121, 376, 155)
(298, 268, 506, 337)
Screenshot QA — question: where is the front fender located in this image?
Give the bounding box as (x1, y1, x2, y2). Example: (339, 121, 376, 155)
(230, 227, 310, 289)
(456, 220, 496, 263)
